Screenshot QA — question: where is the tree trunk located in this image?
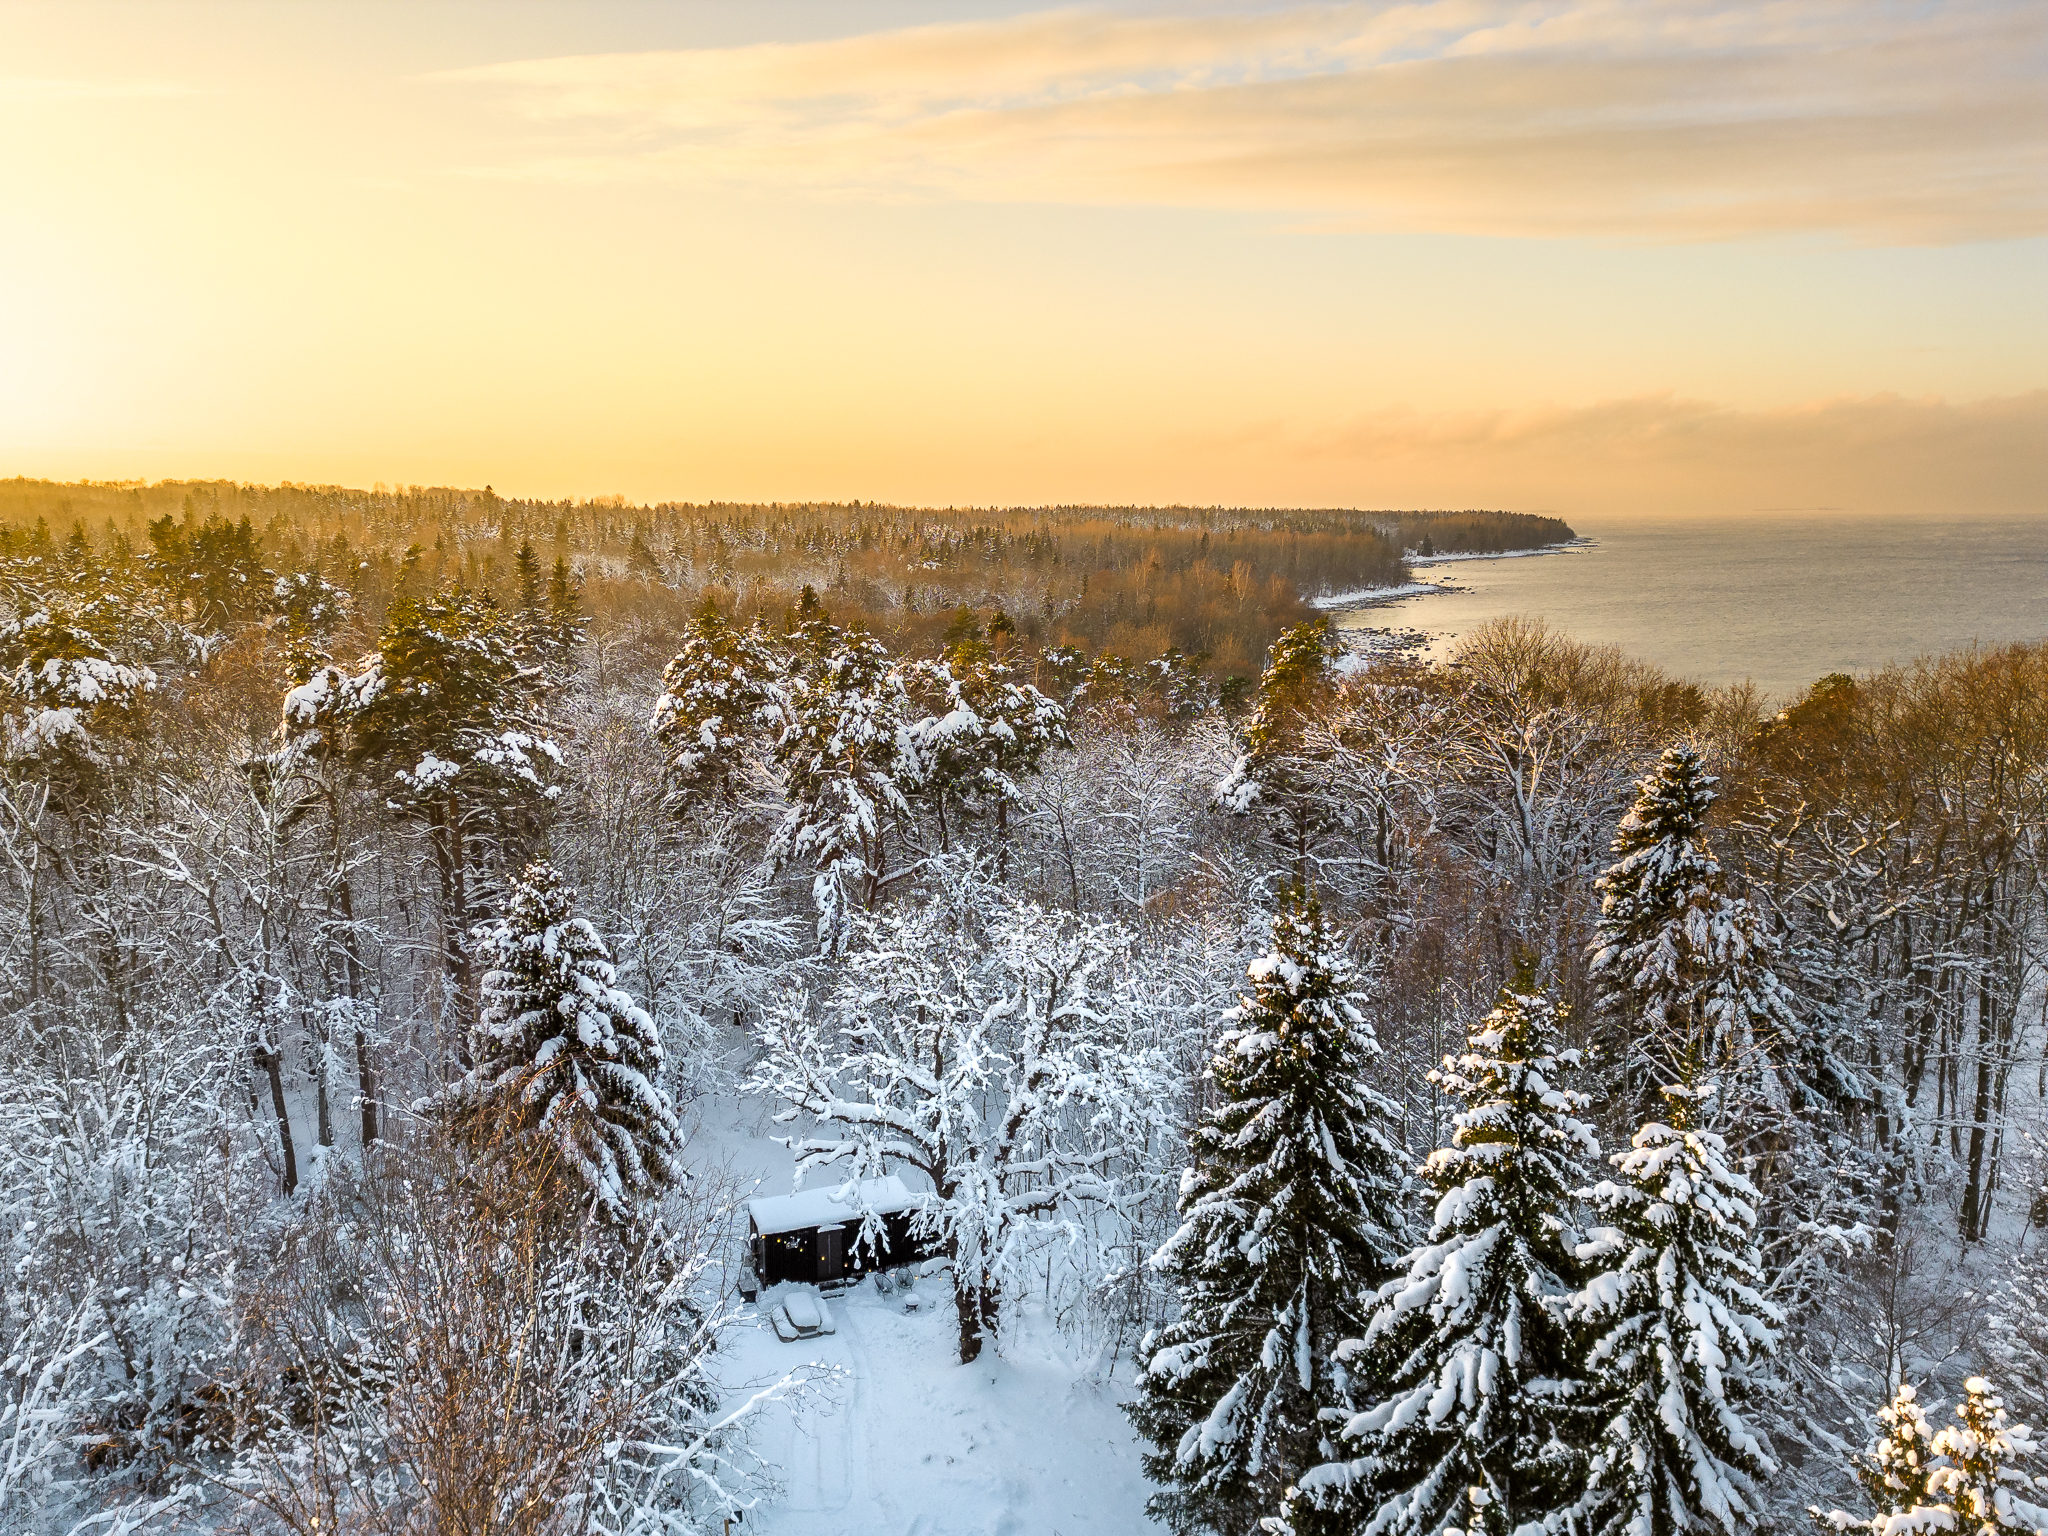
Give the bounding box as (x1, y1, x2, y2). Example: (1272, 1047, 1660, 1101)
(258, 1044, 299, 1197)
(430, 793, 474, 1065)
(314, 1024, 335, 1149)
(952, 1253, 996, 1364)
(335, 876, 379, 1145)
(1959, 959, 1997, 1242)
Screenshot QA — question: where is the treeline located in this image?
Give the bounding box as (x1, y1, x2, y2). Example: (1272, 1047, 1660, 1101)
(0, 478, 1568, 687)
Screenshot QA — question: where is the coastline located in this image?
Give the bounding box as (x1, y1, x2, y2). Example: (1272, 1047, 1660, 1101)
(1314, 536, 1594, 669)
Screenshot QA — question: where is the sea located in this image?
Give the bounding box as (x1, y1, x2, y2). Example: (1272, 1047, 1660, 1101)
(1331, 512, 2048, 703)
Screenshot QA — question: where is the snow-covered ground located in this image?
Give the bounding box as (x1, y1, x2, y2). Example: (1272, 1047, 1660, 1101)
(1407, 538, 1589, 565)
(723, 1284, 1152, 1535)
(1310, 579, 1453, 609)
(1309, 540, 1589, 611)
(690, 1092, 1158, 1534)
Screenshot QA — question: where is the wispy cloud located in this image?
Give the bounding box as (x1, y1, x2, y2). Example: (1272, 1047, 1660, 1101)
(1295, 390, 2048, 462)
(424, 1, 2046, 243)
(1167, 390, 2048, 513)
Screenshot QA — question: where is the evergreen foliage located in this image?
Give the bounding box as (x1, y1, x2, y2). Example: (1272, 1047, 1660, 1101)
(1129, 889, 1410, 1536)
(908, 610, 1068, 853)
(1817, 1379, 2048, 1536)
(1571, 1087, 1783, 1536)
(1287, 987, 1600, 1536)
(349, 583, 559, 803)
(1589, 746, 1818, 1128)
(769, 615, 920, 943)
(1853, 1384, 1940, 1520)
(449, 861, 683, 1220)
(651, 595, 785, 807)
(0, 591, 157, 797)
(1217, 620, 1341, 881)
(1924, 1379, 2048, 1536)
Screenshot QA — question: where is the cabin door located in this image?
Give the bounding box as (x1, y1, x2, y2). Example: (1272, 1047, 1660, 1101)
(816, 1226, 844, 1282)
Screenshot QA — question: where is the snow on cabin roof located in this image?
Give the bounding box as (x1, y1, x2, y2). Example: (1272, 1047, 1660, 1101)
(747, 1176, 928, 1236)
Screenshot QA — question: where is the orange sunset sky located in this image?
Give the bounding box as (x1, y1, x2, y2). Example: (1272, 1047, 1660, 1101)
(3, 0, 2043, 515)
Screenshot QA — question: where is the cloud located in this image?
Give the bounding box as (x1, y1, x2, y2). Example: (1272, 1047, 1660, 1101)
(424, 1, 2046, 243)
(1175, 390, 2048, 513)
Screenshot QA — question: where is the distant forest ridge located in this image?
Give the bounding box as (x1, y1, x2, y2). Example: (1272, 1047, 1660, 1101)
(0, 478, 1573, 682)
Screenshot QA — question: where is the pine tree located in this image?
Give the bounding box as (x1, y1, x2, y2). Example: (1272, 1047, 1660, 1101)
(1817, 1378, 2048, 1536)
(448, 862, 683, 1221)
(348, 584, 562, 1026)
(1571, 1086, 1783, 1536)
(650, 595, 786, 809)
(1925, 1379, 2048, 1536)
(541, 556, 586, 678)
(1129, 889, 1410, 1536)
(0, 593, 157, 806)
(769, 619, 920, 945)
(1589, 747, 1809, 1129)
(907, 610, 1066, 856)
(1812, 1382, 1939, 1531)
(1216, 620, 1340, 885)
(1288, 987, 1600, 1536)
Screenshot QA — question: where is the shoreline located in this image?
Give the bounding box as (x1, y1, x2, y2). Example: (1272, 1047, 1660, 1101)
(1314, 537, 1595, 668)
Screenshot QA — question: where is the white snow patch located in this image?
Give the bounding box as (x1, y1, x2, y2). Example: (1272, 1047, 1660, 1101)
(1310, 581, 1449, 609)
(721, 1282, 1152, 1536)
(692, 1093, 1156, 1535)
(748, 1176, 930, 1237)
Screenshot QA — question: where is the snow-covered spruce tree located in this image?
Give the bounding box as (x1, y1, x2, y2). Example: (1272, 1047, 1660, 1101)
(1589, 746, 1811, 1132)
(347, 583, 563, 1028)
(907, 609, 1066, 858)
(1284, 986, 1600, 1536)
(1570, 1084, 1784, 1536)
(651, 594, 787, 810)
(0, 581, 159, 813)
(1811, 1382, 1939, 1531)
(1217, 620, 1341, 886)
(768, 608, 921, 947)
(1129, 888, 1410, 1536)
(1923, 1378, 2048, 1536)
(445, 861, 683, 1221)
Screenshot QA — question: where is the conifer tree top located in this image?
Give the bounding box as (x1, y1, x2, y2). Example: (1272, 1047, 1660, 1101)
(1611, 745, 1717, 857)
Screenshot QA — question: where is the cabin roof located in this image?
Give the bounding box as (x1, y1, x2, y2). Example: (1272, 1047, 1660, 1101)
(747, 1176, 929, 1237)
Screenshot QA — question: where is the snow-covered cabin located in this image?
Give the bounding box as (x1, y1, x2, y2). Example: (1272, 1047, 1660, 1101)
(744, 1176, 938, 1293)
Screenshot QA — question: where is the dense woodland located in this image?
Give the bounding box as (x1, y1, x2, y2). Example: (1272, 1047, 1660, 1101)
(1, 478, 2044, 1536)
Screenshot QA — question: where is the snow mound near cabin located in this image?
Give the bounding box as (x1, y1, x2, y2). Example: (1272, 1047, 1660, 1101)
(723, 1280, 1154, 1535)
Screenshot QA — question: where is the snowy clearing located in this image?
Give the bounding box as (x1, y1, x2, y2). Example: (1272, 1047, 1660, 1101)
(722, 1283, 1152, 1536)
(693, 1094, 1157, 1535)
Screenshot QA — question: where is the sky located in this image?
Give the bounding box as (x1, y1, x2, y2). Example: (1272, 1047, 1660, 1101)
(2, 0, 2043, 515)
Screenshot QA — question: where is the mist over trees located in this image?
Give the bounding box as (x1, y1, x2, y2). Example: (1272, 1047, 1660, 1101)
(1, 477, 2044, 1536)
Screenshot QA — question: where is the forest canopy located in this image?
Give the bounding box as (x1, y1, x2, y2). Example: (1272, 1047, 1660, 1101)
(0, 477, 1572, 688)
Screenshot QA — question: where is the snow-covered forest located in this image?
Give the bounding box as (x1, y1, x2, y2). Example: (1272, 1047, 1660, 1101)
(3, 481, 2046, 1536)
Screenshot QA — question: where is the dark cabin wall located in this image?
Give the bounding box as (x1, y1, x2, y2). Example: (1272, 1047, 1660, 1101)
(752, 1213, 937, 1286)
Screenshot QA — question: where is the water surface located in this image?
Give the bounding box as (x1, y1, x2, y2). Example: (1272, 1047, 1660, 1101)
(1335, 513, 2048, 701)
